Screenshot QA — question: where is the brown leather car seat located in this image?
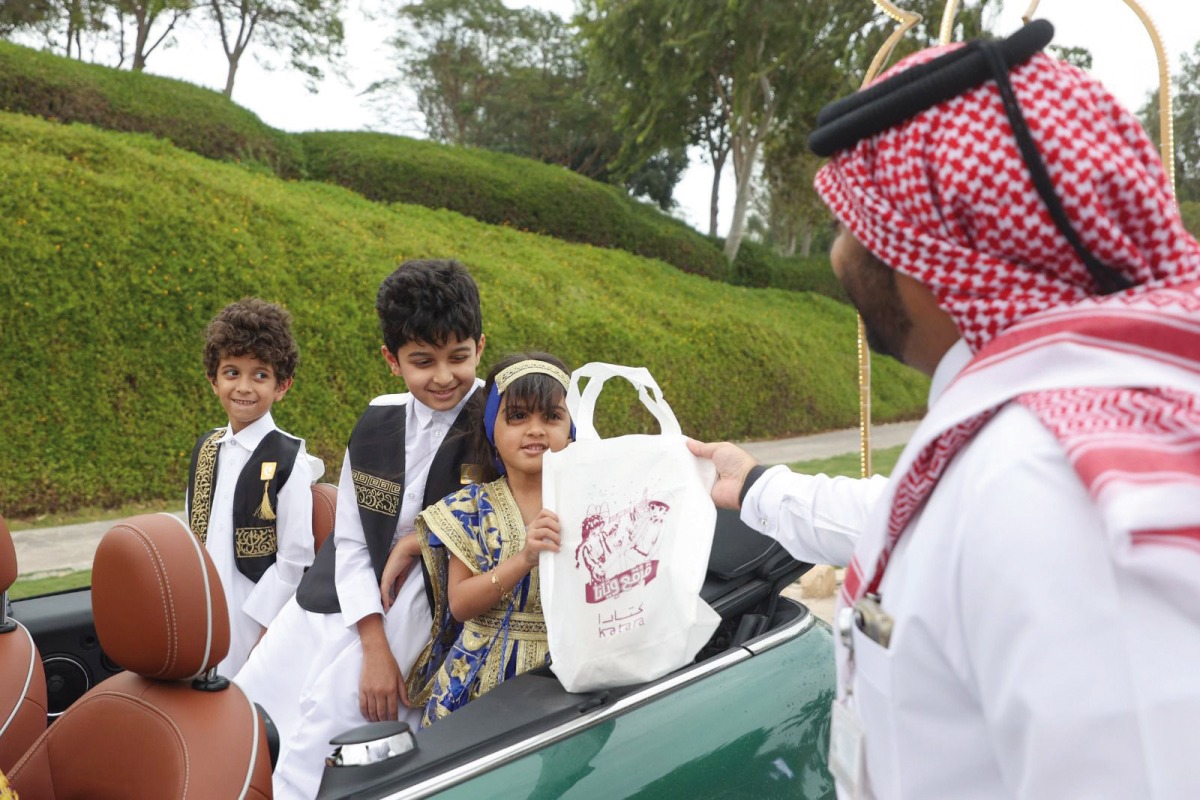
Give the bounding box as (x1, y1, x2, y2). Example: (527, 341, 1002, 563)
(8, 513, 272, 799)
(0, 514, 48, 773)
(311, 482, 338, 555)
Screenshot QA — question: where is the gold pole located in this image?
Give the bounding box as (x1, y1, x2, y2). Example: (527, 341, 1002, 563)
(938, 0, 962, 46)
(1022, 0, 1175, 196)
(855, 2, 922, 478)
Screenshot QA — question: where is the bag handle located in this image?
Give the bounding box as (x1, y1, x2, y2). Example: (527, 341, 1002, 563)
(567, 362, 682, 441)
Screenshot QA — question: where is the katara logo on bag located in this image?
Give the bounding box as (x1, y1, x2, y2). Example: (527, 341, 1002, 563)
(574, 493, 670, 604)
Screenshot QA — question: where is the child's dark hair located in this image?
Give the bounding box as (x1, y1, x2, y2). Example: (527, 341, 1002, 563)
(203, 298, 299, 382)
(471, 351, 572, 483)
(376, 260, 483, 354)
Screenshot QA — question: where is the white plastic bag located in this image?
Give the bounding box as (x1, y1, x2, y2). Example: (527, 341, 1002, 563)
(540, 362, 721, 692)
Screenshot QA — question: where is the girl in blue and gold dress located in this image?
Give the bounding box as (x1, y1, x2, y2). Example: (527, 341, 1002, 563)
(383, 352, 573, 726)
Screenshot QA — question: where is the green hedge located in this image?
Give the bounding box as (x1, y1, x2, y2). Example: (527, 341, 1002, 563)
(729, 238, 850, 303)
(0, 40, 305, 178)
(0, 112, 927, 516)
(1181, 201, 1200, 239)
(0, 42, 842, 292)
(296, 131, 731, 281)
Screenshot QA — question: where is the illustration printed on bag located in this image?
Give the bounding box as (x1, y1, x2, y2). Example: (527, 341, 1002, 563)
(575, 492, 671, 609)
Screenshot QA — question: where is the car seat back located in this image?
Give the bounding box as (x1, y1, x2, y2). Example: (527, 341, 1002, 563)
(8, 514, 272, 799)
(0, 513, 47, 773)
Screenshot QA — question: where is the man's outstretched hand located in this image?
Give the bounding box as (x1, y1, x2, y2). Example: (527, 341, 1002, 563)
(687, 439, 760, 510)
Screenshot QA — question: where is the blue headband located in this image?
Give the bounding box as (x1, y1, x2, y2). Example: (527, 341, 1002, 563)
(483, 360, 574, 475)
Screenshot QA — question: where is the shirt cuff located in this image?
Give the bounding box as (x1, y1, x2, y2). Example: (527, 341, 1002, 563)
(738, 464, 769, 507)
(338, 578, 385, 628)
(242, 565, 292, 628)
(739, 465, 796, 532)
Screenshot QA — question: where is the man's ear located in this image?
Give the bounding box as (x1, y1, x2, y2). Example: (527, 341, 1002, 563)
(382, 345, 403, 377)
(209, 377, 219, 395)
(274, 376, 293, 401)
(475, 333, 487, 360)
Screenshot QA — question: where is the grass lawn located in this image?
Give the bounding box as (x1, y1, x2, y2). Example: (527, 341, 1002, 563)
(787, 444, 905, 478)
(6, 500, 179, 532)
(10, 570, 92, 600)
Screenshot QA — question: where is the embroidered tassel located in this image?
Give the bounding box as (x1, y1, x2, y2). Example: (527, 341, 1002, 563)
(255, 480, 276, 521)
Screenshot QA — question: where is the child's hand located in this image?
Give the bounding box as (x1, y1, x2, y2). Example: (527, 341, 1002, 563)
(359, 637, 409, 721)
(521, 509, 561, 566)
(380, 536, 418, 612)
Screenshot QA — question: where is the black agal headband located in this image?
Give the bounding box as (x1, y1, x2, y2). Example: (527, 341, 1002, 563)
(809, 19, 1132, 295)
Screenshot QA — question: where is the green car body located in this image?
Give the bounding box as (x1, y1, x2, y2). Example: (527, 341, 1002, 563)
(320, 597, 836, 799)
(432, 610, 835, 800)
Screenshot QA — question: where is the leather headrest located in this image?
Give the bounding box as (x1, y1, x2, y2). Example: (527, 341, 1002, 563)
(92, 514, 230, 680)
(0, 514, 16, 594)
(311, 482, 338, 554)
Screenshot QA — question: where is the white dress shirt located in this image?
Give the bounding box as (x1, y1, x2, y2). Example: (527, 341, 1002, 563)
(334, 383, 482, 628)
(743, 341, 1200, 798)
(187, 412, 315, 676)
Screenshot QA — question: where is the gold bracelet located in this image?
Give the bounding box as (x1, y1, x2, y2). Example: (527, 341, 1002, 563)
(490, 571, 513, 605)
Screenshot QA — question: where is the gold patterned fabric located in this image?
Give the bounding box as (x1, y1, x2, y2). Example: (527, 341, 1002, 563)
(352, 469, 401, 516)
(410, 479, 549, 727)
(188, 429, 223, 544)
(495, 360, 570, 392)
(0, 769, 16, 800)
(234, 526, 278, 558)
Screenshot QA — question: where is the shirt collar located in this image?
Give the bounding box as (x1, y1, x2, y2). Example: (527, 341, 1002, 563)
(222, 411, 276, 450)
(412, 379, 483, 430)
(928, 339, 972, 405)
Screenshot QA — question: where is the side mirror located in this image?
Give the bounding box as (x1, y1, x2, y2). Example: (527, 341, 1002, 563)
(316, 720, 417, 800)
(325, 720, 416, 767)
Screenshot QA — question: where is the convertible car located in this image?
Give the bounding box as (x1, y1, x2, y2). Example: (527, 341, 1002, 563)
(7, 506, 835, 799)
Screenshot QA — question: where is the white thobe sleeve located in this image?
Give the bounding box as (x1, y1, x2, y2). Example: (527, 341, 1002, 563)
(333, 450, 387, 628)
(955, 411, 1200, 797)
(243, 443, 316, 627)
(740, 465, 888, 567)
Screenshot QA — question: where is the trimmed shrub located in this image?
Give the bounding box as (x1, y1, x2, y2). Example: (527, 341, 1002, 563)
(0, 111, 926, 516)
(729, 238, 850, 303)
(0, 40, 305, 178)
(296, 131, 730, 280)
(1181, 200, 1200, 239)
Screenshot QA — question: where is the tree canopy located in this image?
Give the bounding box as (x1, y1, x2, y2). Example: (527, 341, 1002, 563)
(370, 0, 681, 209)
(1140, 38, 1200, 203)
(207, 0, 344, 97)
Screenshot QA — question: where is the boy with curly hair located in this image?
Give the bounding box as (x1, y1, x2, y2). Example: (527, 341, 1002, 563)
(187, 298, 317, 677)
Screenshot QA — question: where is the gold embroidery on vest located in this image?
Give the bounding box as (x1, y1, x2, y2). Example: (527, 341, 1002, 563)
(235, 526, 278, 558)
(352, 469, 401, 516)
(189, 430, 223, 544)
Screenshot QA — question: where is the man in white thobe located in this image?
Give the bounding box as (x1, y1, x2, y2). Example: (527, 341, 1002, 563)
(691, 30, 1200, 799)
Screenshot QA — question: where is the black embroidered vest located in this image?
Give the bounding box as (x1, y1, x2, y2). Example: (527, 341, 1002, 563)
(294, 391, 481, 615)
(187, 427, 302, 583)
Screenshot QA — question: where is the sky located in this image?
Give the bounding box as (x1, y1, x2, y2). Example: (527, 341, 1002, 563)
(134, 0, 1196, 237)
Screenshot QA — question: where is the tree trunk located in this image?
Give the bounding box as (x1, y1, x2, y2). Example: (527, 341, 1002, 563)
(708, 148, 726, 238)
(724, 132, 761, 261)
(800, 220, 813, 257)
(724, 68, 776, 262)
(724, 170, 752, 260)
(132, 14, 150, 71)
(223, 55, 240, 97)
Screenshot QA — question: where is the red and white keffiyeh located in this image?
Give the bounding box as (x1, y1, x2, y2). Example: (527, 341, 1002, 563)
(813, 48, 1200, 604)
